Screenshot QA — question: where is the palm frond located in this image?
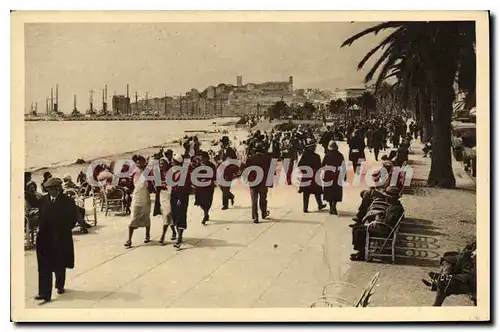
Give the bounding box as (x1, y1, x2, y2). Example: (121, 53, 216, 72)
(357, 28, 404, 70)
(341, 21, 404, 48)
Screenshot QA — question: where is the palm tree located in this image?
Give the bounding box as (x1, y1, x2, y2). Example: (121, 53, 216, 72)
(342, 21, 475, 188)
(356, 91, 377, 119)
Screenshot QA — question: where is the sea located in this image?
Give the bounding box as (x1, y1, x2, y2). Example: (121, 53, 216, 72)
(24, 118, 239, 171)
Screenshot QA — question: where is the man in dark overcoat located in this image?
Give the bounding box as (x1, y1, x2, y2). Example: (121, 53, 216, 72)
(298, 139, 326, 213)
(35, 177, 76, 303)
(217, 136, 238, 210)
(244, 141, 273, 223)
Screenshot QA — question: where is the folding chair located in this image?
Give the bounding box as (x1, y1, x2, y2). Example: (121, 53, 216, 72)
(365, 213, 405, 264)
(310, 272, 380, 308)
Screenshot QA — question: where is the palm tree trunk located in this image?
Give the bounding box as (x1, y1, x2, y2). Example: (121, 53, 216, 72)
(427, 73, 456, 188)
(419, 88, 432, 143)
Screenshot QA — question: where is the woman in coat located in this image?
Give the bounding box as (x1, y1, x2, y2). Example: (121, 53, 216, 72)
(35, 177, 76, 303)
(298, 138, 326, 213)
(348, 130, 366, 174)
(321, 141, 346, 215)
(194, 151, 217, 225)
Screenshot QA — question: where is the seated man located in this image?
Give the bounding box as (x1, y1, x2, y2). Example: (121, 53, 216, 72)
(352, 161, 395, 223)
(382, 140, 409, 167)
(350, 186, 405, 261)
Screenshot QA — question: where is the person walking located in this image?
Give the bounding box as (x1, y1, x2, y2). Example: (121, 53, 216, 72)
(321, 141, 346, 215)
(124, 155, 155, 248)
(194, 151, 216, 225)
(348, 130, 366, 174)
(170, 154, 192, 248)
(158, 157, 176, 245)
(371, 126, 384, 162)
(244, 141, 272, 223)
(217, 136, 238, 210)
(298, 138, 326, 213)
(35, 177, 76, 304)
(281, 132, 298, 185)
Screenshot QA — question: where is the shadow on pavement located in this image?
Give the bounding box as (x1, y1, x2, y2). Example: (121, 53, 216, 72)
(275, 219, 323, 225)
(54, 289, 142, 302)
(183, 237, 245, 248)
(72, 225, 105, 236)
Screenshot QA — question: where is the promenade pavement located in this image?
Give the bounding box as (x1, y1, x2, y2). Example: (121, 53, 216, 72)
(23, 141, 398, 308)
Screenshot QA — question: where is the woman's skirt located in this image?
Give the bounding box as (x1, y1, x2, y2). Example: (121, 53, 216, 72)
(171, 190, 189, 230)
(194, 187, 215, 211)
(159, 190, 172, 226)
(128, 204, 151, 228)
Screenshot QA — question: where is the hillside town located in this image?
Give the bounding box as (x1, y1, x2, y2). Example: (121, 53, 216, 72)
(25, 75, 374, 120)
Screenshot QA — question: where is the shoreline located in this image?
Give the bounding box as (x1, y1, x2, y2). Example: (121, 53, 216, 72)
(27, 124, 250, 186)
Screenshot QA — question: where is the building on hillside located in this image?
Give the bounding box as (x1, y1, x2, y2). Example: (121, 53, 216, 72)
(235, 76, 293, 93)
(332, 88, 366, 100)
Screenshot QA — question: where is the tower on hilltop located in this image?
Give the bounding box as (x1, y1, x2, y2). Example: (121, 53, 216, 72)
(289, 76, 293, 91)
(237, 75, 243, 87)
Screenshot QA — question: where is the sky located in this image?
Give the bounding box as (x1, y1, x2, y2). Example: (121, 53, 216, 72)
(25, 22, 388, 113)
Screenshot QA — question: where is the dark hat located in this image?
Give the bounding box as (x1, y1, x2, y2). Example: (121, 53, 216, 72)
(43, 177, 63, 188)
(383, 186, 402, 198)
(221, 135, 230, 143)
(305, 138, 316, 149)
(254, 141, 267, 153)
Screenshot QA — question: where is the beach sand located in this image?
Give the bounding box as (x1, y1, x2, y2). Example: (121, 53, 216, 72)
(27, 124, 251, 186)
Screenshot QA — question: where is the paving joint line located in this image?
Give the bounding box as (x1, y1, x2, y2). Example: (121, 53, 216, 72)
(164, 208, 295, 308)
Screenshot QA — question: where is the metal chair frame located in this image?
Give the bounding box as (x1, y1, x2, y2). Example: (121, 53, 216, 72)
(365, 213, 405, 264)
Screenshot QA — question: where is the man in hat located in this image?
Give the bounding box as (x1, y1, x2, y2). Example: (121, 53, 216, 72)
(35, 177, 76, 303)
(281, 131, 298, 185)
(350, 186, 404, 261)
(371, 126, 384, 161)
(170, 154, 192, 248)
(244, 141, 272, 223)
(351, 160, 399, 223)
(298, 138, 326, 213)
(217, 135, 238, 210)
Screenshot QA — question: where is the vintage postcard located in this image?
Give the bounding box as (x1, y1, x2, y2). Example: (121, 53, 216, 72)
(11, 11, 489, 322)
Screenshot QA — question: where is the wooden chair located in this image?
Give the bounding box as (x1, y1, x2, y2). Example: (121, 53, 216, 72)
(103, 187, 125, 216)
(365, 213, 405, 264)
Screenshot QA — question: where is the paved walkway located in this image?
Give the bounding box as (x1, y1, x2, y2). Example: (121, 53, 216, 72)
(24, 142, 383, 308)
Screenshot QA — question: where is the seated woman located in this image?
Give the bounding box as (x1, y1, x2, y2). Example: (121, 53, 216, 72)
(350, 186, 405, 261)
(25, 181, 42, 246)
